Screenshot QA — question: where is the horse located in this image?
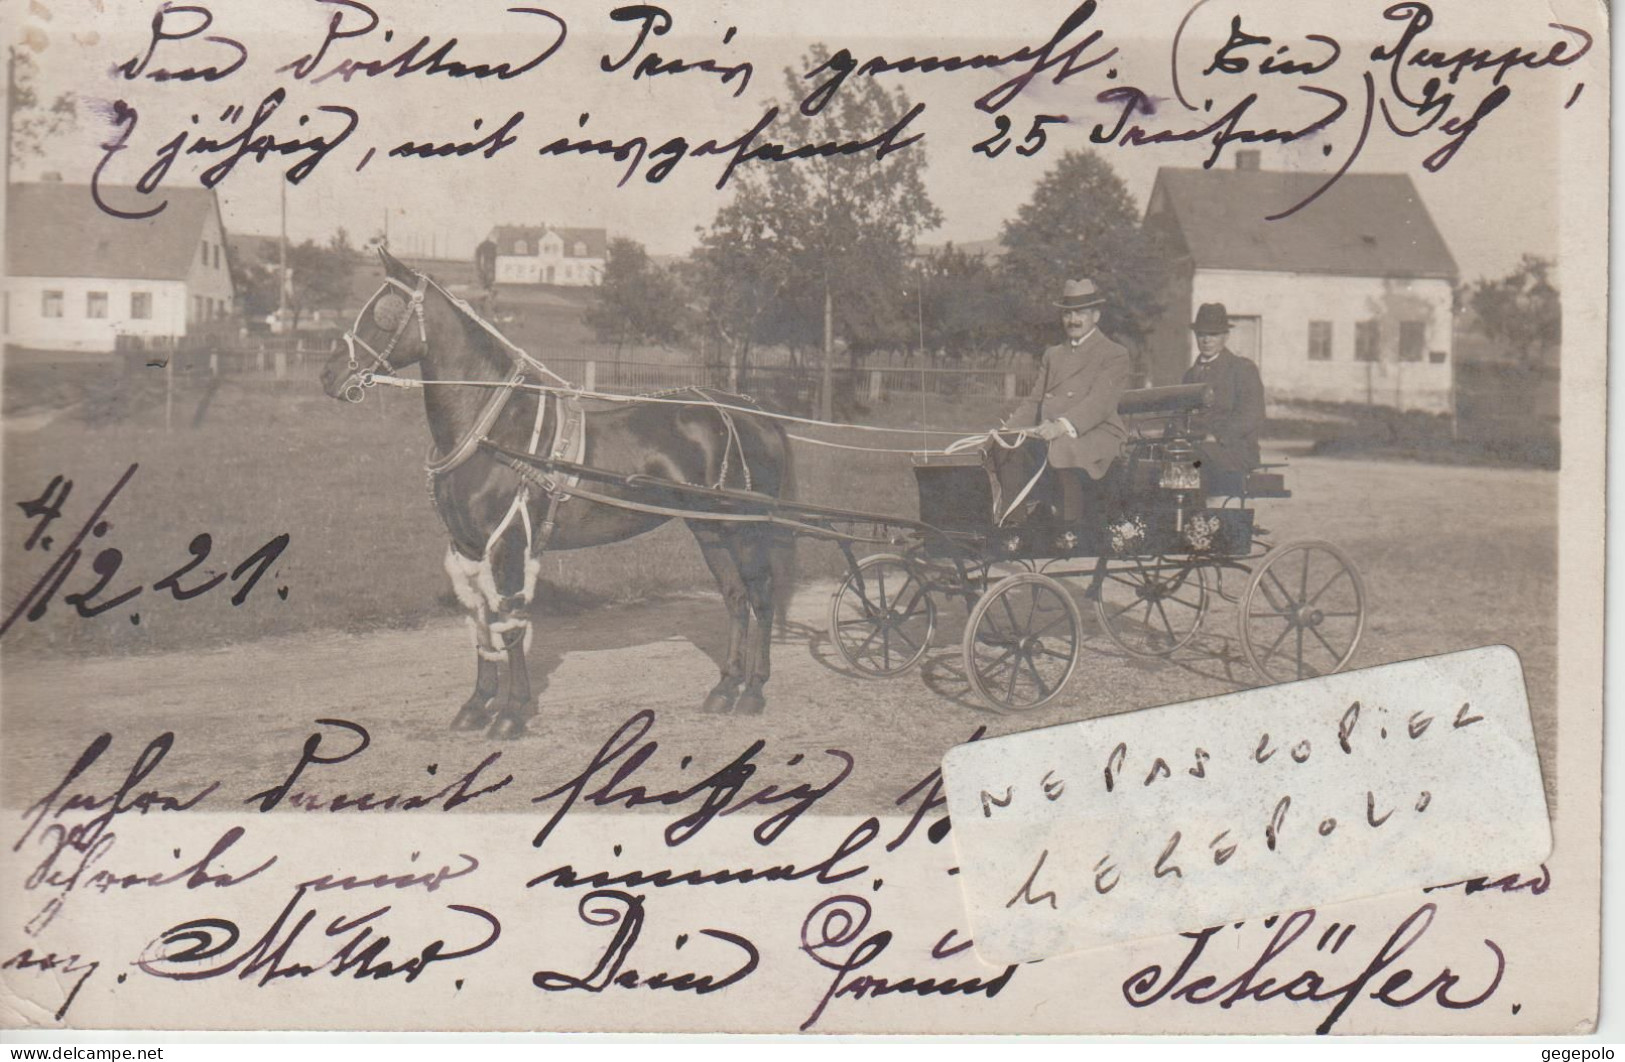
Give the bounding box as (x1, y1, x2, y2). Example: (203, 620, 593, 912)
(319, 248, 796, 739)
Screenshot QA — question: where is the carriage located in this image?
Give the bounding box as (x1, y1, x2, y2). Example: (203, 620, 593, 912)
(822, 382, 1368, 712)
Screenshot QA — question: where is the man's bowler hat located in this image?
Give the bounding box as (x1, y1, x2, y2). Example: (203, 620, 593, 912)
(1054, 278, 1107, 310)
(1192, 302, 1231, 333)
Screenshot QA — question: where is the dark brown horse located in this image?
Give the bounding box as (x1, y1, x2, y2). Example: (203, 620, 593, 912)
(320, 249, 795, 739)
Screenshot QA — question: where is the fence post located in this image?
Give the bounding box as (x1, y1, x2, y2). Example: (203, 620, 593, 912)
(209, 352, 219, 375)
(165, 340, 175, 433)
(584, 360, 597, 392)
(274, 349, 287, 379)
(1005, 372, 1017, 399)
(869, 369, 883, 402)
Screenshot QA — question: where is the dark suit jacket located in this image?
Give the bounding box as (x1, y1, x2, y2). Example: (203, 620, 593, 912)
(1182, 348, 1265, 473)
(1009, 329, 1131, 479)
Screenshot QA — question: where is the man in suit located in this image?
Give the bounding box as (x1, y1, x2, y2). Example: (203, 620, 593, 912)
(1182, 302, 1265, 483)
(1007, 278, 1132, 523)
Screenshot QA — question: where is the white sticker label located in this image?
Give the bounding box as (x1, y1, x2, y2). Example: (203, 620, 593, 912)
(941, 647, 1551, 965)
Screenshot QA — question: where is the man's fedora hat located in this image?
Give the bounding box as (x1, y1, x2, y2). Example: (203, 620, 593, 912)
(1192, 302, 1231, 333)
(1054, 278, 1107, 310)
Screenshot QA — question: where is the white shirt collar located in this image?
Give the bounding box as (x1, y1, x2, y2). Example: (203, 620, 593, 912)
(1068, 327, 1098, 348)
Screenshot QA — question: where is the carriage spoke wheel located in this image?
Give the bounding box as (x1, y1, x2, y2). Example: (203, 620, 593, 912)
(828, 554, 937, 678)
(1238, 539, 1366, 683)
(1094, 556, 1210, 658)
(962, 572, 1082, 713)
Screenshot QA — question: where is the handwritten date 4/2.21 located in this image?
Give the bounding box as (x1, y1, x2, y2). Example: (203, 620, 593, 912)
(2, 463, 290, 637)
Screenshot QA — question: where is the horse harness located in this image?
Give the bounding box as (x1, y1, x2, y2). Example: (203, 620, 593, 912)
(428, 382, 587, 561)
(342, 273, 428, 388)
(343, 273, 586, 560)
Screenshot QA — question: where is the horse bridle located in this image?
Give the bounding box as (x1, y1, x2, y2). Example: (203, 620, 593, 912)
(338, 273, 430, 402)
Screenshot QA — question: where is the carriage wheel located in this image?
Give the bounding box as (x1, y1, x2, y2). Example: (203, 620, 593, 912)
(1094, 556, 1210, 658)
(1238, 540, 1367, 683)
(962, 572, 1082, 713)
(828, 554, 937, 678)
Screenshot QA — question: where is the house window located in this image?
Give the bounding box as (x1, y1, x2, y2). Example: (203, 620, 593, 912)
(42, 290, 64, 318)
(192, 295, 203, 322)
(213, 244, 222, 269)
(1354, 320, 1380, 362)
(131, 292, 152, 319)
(1307, 320, 1333, 361)
(1399, 320, 1426, 362)
(201, 240, 210, 263)
(86, 292, 108, 319)
(545, 265, 555, 283)
(515, 240, 528, 255)
(1429, 349, 1447, 364)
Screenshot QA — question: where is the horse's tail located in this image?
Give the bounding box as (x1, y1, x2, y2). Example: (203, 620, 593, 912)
(770, 429, 799, 635)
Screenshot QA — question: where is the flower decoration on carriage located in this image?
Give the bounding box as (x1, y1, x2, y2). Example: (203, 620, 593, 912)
(1055, 530, 1078, 552)
(1185, 513, 1223, 552)
(1109, 516, 1147, 554)
(1004, 533, 1023, 553)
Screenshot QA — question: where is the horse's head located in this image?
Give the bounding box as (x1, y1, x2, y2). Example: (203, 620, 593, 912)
(982, 430, 1051, 527)
(320, 247, 433, 402)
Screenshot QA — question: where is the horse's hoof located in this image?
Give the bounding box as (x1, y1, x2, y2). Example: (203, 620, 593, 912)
(486, 714, 528, 741)
(451, 703, 494, 731)
(735, 689, 766, 715)
(701, 686, 740, 713)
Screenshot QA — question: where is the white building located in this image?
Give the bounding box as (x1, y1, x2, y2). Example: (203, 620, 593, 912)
(4, 183, 236, 353)
(1143, 157, 1458, 413)
(488, 224, 606, 287)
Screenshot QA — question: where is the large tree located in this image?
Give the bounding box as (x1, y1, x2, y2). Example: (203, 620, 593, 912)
(7, 48, 76, 178)
(690, 45, 941, 405)
(998, 149, 1169, 351)
(916, 244, 1014, 360)
(232, 230, 358, 329)
(1467, 254, 1560, 367)
(685, 181, 797, 386)
(584, 238, 688, 351)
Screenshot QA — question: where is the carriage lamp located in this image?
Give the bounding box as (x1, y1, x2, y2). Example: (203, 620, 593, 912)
(1158, 438, 1203, 491)
(1158, 461, 1203, 491)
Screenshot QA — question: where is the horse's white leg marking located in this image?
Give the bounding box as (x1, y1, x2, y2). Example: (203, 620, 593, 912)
(488, 551, 540, 653)
(445, 547, 505, 660)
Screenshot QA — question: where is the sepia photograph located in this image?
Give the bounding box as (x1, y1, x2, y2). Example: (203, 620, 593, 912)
(0, 0, 1605, 1038)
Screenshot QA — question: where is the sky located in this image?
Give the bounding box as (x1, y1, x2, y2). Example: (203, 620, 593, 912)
(8, 0, 1596, 283)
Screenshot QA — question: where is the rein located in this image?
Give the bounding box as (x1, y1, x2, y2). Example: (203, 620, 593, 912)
(943, 430, 1049, 528)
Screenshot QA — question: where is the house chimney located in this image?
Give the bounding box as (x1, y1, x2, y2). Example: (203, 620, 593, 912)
(1234, 150, 1261, 171)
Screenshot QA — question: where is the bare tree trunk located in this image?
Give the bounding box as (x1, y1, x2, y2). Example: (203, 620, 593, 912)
(821, 282, 834, 422)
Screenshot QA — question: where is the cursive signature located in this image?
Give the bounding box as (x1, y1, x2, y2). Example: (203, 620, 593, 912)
(1122, 903, 1504, 1034)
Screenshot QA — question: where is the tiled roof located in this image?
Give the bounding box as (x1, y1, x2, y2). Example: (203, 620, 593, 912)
(1147, 168, 1458, 280)
(487, 224, 607, 259)
(7, 183, 224, 280)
